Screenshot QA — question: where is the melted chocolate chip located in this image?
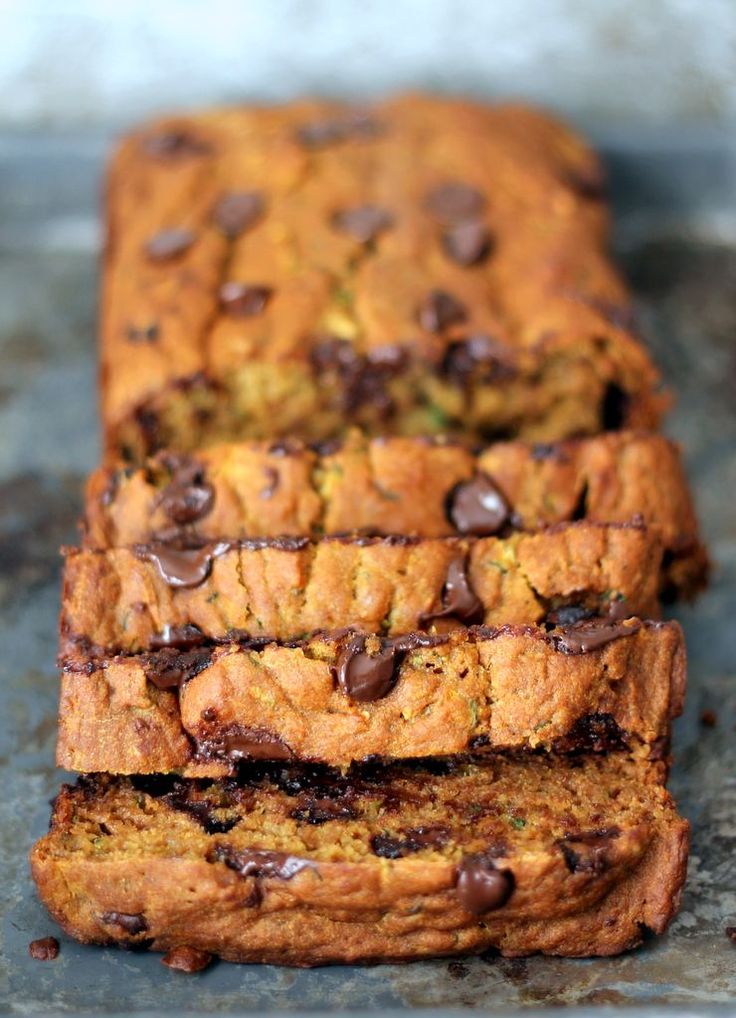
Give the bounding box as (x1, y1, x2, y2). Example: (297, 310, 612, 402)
(219, 282, 272, 316)
(161, 946, 213, 973)
(332, 205, 393, 243)
(558, 827, 620, 875)
(143, 543, 221, 589)
(125, 322, 159, 344)
(290, 798, 358, 824)
(334, 635, 399, 702)
(28, 937, 59, 961)
(144, 228, 196, 261)
(417, 290, 467, 333)
(553, 618, 641, 654)
(100, 911, 149, 935)
(142, 131, 211, 159)
(159, 462, 214, 525)
(448, 474, 510, 536)
(209, 844, 315, 881)
(441, 334, 514, 383)
(442, 221, 492, 266)
(212, 191, 264, 238)
(198, 726, 293, 763)
(545, 604, 594, 627)
(425, 182, 486, 224)
(370, 825, 450, 858)
(554, 713, 629, 754)
(455, 855, 514, 914)
(309, 337, 400, 415)
(421, 556, 483, 625)
(150, 624, 206, 650)
(143, 648, 213, 690)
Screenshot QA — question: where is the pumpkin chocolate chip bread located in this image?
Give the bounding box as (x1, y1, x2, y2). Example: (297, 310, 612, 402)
(101, 95, 666, 458)
(30, 755, 689, 964)
(83, 430, 707, 599)
(56, 621, 684, 774)
(60, 522, 663, 657)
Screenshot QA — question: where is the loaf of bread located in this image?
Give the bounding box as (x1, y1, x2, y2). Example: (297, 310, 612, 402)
(100, 96, 665, 457)
(56, 621, 684, 774)
(31, 755, 688, 964)
(83, 430, 707, 598)
(61, 522, 664, 657)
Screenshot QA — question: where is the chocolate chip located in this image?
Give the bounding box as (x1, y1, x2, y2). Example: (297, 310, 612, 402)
(553, 618, 641, 654)
(150, 624, 206, 650)
(142, 131, 210, 159)
(159, 462, 214, 525)
(100, 912, 149, 935)
(455, 855, 514, 914)
(28, 937, 59, 960)
(417, 290, 467, 334)
(557, 827, 621, 875)
(143, 648, 212, 690)
(554, 712, 629, 754)
(425, 182, 486, 224)
(309, 336, 400, 415)
(371, 825, 450, 858)
(212, 191, 264, 238)
(331, 205, 393, 244)
(545, 604, 594, 627)
(197, 726, 293, 763)
(209, 844, 315, 881)
(295, 111, 382, 149)
(125, 322, 159, 344)
(219, 282, 272, 317)
(442, 221, 492, 266)
(142, 543, 221, 588)
(144, 228, 196, 261)
(334, 635, 399, 702)
(441, 334, 514, 382)
(448, 474, 509, 536)
(161, 946, 213, 973)
(260, 466, 279, 500)
(290, 798, 358, 824)
(421, 556, 483, 625)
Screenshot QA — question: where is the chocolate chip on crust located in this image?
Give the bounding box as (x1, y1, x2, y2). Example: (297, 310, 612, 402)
(456, 855, 514, 914)
(420, 555, 483, 625)
(212, 191, 264, 238)
(219, 282, 272, 317)
(334, 634, 400, 702)
(331, 205, 393, 243)
(448, 474, 510, 536)
(100, 911, 149, 935)
(417, 290, 467, 333)
(144, 228, 196, 261)
(442, 221, 492, 266)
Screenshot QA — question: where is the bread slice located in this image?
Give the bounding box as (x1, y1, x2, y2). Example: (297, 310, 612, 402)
(82, 430, 707, 599)
(56, 621, 684, 774)
(31, 754, 688, 964)
(60, 522, 663, 657)
(100, 96, 665, 459)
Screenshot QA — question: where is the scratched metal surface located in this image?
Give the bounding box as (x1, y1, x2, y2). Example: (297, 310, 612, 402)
(0, 132, 735, 1016)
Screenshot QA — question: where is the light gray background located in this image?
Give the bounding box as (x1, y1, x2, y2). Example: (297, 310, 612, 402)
(0, 0, 735, 133)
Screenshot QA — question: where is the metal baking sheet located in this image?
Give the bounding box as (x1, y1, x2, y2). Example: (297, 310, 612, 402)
(1, 130, 735, 1016)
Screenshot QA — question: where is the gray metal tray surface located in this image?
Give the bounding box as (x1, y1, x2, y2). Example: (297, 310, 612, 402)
(0, 129, 735, 1017)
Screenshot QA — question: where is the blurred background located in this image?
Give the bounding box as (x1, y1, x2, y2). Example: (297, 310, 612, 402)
(1, 0, 735, 137)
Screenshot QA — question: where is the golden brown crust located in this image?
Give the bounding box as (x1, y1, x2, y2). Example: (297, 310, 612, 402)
(60, 522, 663, 656)
(56, 622, 685, 773)
(30, 758, 689, 964)
(82, 430, 707, 598)
(101, 95, 665, 457)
